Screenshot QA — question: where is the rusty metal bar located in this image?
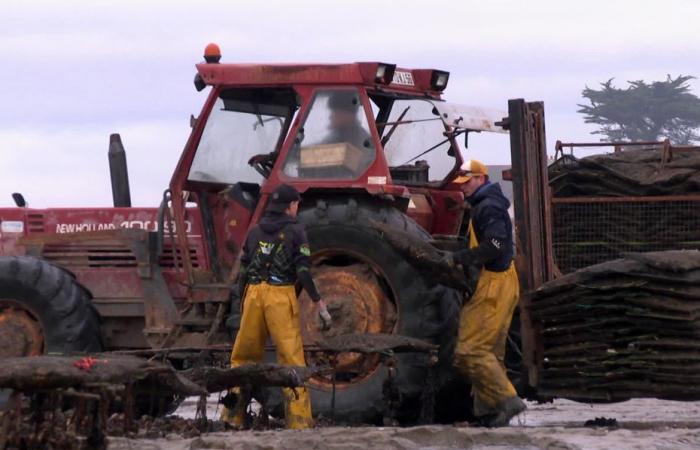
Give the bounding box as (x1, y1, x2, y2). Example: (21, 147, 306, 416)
(507, 99, 554, 390)
(555, 140, 668, 150)
(552, 194, 700, 204)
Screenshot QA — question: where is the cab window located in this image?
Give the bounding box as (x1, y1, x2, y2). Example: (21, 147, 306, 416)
(282, 89, 375, 179)
(188, 88, 296, 184)
(380, 98, 455, 182)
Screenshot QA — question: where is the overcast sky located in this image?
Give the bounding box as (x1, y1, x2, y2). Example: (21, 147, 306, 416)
(1, 0, 699, 207)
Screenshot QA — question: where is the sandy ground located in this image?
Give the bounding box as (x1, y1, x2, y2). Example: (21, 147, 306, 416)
(106, 396, 700, 450)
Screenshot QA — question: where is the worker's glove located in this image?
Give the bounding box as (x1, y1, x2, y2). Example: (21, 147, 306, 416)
(317, 300, 332, 331)
(438, 251, 458, 269)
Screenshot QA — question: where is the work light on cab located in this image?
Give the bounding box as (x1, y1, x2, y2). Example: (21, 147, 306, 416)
(374, 63, 396, 84)
(431, 70, 450, 91)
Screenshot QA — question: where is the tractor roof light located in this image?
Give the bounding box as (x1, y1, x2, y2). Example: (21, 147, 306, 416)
(430, 70, 450, 91)
(204, 43, 221, 64)
(195, 43, 221, 91)
(375, 63, 396, 84)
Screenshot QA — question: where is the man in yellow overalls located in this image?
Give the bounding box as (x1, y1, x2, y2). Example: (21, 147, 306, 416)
(447, 159, 526, 427)
(221, 184, 331, 429)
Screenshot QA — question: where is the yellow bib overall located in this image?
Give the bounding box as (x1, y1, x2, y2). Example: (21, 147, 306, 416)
(453, 222, 520, 416)
(221, 282, 313, 429)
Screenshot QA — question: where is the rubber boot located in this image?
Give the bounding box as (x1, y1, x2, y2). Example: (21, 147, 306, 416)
(220, 389, 247, 429)
(485, 396, 526, 427)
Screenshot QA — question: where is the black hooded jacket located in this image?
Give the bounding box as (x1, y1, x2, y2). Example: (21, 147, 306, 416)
(455, 182, 514, 272)
(238, 211, 321, 301)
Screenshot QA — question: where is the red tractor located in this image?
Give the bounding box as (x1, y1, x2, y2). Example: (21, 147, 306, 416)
(0, 45, 548, 423)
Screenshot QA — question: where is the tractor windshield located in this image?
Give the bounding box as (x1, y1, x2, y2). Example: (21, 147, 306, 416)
(188, 88, 295, 184)
(379, 98, 458, 183)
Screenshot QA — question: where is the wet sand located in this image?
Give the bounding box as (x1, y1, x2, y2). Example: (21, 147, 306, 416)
(107, 397, 700, 449)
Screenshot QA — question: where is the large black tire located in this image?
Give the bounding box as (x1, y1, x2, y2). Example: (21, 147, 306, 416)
(0, 256, 102, 411)
(0, 256, 102, 354)
(266, 198, 463, 424)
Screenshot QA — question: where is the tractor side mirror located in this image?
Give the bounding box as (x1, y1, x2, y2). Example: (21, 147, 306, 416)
(12, 193, 26, 208)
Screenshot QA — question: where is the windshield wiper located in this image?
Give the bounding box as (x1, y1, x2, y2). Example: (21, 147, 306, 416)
(400, 129, 467, 166)
(252, 116, 283, 130)
(380, 106, 410, 147)
(376, 117, 442, 127)
(401, 137, 450, 165)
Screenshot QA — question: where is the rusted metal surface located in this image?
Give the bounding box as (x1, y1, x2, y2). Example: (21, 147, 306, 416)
(555, 139, 672, 151)
(316, 333, 438, 354)
(299, 264, 396, 387)
(507, 99, 555, 389)
(0, 300, 44, 357)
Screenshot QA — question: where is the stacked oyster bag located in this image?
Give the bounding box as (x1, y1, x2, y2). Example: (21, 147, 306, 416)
(530, 250, 700, 402)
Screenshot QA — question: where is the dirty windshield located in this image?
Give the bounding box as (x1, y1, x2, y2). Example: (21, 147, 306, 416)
(381, 99, 456, 182)
(188, 88, 293, 184)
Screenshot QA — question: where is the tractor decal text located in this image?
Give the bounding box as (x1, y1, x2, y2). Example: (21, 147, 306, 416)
(55, 220, 193, 234)
(392, 71, 415, 86)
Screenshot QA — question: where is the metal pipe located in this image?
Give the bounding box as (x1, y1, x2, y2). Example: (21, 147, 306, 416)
(552, 194, 700, 204)
(555, 140, 666, 150)
(108, 133, 132, 207)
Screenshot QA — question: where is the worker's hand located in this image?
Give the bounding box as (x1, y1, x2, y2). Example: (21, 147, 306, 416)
(317, 299, 332, 331)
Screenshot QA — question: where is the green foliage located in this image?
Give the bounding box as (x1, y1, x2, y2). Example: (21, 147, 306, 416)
(578, 75, 700, 144)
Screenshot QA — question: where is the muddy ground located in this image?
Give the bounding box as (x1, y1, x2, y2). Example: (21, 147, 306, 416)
(107, 397, 700, 449)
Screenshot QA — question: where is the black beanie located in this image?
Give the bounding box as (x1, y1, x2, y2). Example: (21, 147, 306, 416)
(267, 184, 301, 212)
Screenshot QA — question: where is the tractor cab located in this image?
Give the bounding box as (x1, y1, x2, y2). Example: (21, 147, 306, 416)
(168, 45, 508, 283)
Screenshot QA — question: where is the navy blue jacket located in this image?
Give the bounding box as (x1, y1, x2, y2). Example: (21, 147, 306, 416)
(239, 212, 321, 301)
(455, 182, 514, 272)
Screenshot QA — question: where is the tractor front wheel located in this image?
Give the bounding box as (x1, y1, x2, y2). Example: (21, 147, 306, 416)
(0, 256, 101, 356)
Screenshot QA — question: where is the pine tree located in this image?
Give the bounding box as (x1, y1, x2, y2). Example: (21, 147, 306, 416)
(577, 75, 700, 144)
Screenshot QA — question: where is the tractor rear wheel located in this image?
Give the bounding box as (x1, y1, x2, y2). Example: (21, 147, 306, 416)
(266, 198, 462, 424)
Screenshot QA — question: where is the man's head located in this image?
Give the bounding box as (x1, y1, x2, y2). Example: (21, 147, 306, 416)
(454, 159, 489, 197)
(327, 91, 360, 131)
(267, 184, 301, 217)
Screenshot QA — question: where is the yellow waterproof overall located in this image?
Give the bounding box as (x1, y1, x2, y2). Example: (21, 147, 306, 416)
(221, 282, 313, 429)
(453, 222, 520, 416)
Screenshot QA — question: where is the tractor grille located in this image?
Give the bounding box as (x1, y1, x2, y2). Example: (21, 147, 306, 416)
(159, 244, 200, 268)
(552, 197, 700, 273)
(26, 213, 45, 233)
(42, 243, 137, 268)
(42, 243, 200, 269)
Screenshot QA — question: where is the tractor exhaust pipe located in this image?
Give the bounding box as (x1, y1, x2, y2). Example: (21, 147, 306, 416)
(108, 133, 132, 207)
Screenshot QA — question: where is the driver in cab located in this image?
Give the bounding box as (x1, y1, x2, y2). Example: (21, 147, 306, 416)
(321, 91, 372, 151)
